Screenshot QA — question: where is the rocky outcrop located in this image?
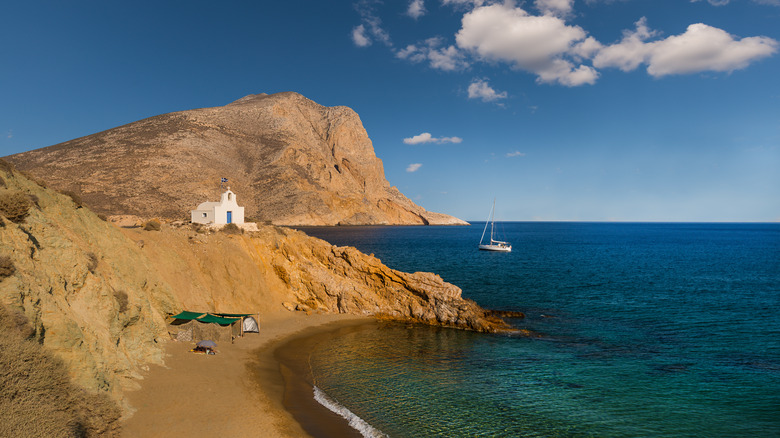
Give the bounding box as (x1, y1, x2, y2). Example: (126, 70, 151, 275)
(0, 165, 507, 409)
(259, 228, 507, 332)
(0, 165, 178, 400)
(6, 92, 468, 226)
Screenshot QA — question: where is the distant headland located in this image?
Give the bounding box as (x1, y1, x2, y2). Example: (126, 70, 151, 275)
(6, 92, 468, 226)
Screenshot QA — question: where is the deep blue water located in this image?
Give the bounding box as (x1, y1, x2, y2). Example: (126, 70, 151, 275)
(295, 223, 780, 437)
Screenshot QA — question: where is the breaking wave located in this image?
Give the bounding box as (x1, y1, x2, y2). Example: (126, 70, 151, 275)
(313, 386, 388, 438)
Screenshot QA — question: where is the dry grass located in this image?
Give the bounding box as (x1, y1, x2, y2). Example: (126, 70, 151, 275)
(0, 305, 122, 437)
(0, 158, 16, 174)
(113, 290, 129, 313)
(61, 190, 83, 208)
(143, 220, 161, 231)
(221, 223, 242, 235)
(0, 191, 32, 223)
(86, 252, 99, 274)
(0, 255, 15, 279)
(273, 264, 290, 285)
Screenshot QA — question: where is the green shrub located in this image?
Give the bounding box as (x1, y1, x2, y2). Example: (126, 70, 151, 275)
(0, 256, 15, 279)
(221, 223, 242, 235)
(143, 220, 161, 231)
(0, 191, 32, 223)
(0, 305, 122, 437)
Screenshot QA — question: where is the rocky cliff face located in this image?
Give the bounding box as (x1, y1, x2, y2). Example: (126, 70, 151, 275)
(0, 165, 506, 409)
(6, 92, 468, 226)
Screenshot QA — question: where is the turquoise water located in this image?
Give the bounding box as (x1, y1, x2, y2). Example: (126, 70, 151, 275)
(297, 223, 780, 437)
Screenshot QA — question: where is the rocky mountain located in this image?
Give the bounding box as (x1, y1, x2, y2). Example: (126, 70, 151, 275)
(6, 92, 467, 226)
(0, 163, 508, 411)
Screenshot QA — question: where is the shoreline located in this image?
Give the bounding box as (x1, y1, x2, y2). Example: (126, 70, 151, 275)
(272, 320, 386, 438)
(121, 312, 371, 437)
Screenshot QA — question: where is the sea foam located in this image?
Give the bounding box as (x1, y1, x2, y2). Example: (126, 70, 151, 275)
(313, 386, 388, 438)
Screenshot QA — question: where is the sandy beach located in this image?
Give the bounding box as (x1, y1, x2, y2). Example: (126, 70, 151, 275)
(121, 312, 371, 438)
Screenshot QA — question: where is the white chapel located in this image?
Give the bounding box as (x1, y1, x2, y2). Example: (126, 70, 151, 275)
(191, 188, 245, 225)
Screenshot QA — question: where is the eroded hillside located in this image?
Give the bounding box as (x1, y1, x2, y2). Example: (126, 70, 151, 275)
(0, 163, 507, 411)
(7, 92, 468, 226)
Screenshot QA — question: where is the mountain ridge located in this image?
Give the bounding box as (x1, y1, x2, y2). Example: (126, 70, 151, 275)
(7, 92, 468, 226)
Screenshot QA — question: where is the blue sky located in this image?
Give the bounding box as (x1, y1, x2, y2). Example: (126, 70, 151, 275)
(1, 0, 778, 222)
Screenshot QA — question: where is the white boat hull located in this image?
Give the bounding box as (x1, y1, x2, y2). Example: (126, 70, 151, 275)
(479, 243, 512, 252)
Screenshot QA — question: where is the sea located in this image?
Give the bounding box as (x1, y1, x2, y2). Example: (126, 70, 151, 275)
(294, 222, 780, 438)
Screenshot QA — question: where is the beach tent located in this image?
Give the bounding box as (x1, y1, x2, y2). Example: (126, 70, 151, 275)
(168, 311, 258, 342)
(170, 311, 206, 321)
(168, 312, 238, 342)
(242, 316, 259, 333)
(214, 313, 259, 335)
(197, 314, 240, 325)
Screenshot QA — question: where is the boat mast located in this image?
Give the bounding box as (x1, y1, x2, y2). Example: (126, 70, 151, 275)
(480, 199, 495, 245)
(490, 198, 496, 243)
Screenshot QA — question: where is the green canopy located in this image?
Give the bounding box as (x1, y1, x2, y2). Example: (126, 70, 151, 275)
(214, 313, 253, 318)
(171, 311, 206, 320)
(197, 314, 240, 325)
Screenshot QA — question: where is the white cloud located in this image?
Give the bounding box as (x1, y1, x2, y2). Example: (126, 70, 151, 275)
(407, 163, 423, 172)
(535, 0, 574, 17)
(691, 0, 731, 5)
(357, 0, 779, 87)
(354, 0, 392, 47)
(594, 18, 779, 77)
(404, 132, 434, 144)
(693, 0, 780, 5)
(468, 79, 508, 102)
(455, 3, 598, 86)
(395, 37, 469, 71)
(506, 150, 526, 157)
(407, 0, 426, 19)
(403, 132, 463, 144)
(352, 25, 371, 47)
(592, 18, 656, 71)
(442, 0, 486, 8)
(439, 136, 463, 143)
(647, 24, 778, 76)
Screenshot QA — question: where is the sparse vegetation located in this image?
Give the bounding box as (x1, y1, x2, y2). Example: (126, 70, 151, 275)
(19, 170, 47, 188)
(143, 220, 161, 231)
(0, 256, 15, 279)
(0, 158, 15, 174)
(221, 223, 242, 235)
(113, 290, 129, 313)
(274, 264, 290, 285)
(0, 304, 122, 437)
(61, 190, 83, 208)
(86, 252, 99, 274)
(28, 193, 40, 208)
(0, 191, 32, 223)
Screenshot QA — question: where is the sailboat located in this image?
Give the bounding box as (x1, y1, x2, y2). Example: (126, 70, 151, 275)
(479, 199, 511, 252)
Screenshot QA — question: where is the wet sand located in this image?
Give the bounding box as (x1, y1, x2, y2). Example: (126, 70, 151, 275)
(273, 321, 386, 438)
(121, 312, 371, 437)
